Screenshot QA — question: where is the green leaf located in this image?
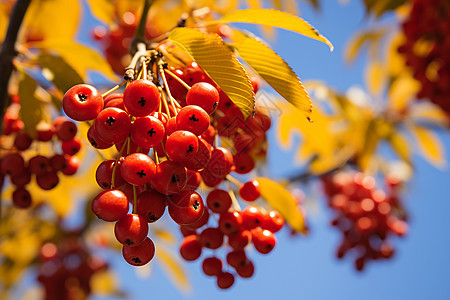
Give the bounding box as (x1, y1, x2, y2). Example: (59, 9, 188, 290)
(168, 28, 255, 119)
(231, 31, 312, 118)
(218, 8, 333, 51)
(18, 73, 44, 138)
(255, 177, 306, 233)
(38, 54, 84, 93)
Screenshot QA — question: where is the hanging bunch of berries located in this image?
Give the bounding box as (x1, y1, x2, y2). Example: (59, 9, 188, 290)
(321, 171, 408, 271)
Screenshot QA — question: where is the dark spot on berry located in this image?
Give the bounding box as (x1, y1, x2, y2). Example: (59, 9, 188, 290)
(205, 242, 211, 247)
(148, 213, 157, 222)
(214, 202, 220, 208)
(89, 138, 98, 147)
(101, 182, 109, 188)
(137, 170, 146, 178)
(225, 223, 231, 229)
(187, 144, 195, 153)
(78, 94, 88, 102)
(71, 147, 78, 154)
(106, 116, 116, 126)
(189, 114, 199, 122)
(225, 101, 231, 108)
(124, 239, 133, 246)
(132, 257, 142, 264)
(255, 219, 260, 224)
(40, 163, 46, 169)
(213, 102, 218, 109)
(193, 200, 200, 210)
(147, 128, 156, 137)
(138, 97, 146, 107)
(171, 175, 180, 183)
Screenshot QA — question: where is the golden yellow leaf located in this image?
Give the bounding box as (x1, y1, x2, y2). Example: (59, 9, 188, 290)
(168, 28, 255, 118)
(0, 3, 11, 42)
(91, 270, 119, 295)
(24, 0, 79, 41)
(386, 33, 407, 77)
(345, 28, 387, 63)
(153, 228, 177, 245)
(365, 60, 387, 96)
(34, 40, 117, 81)
(254, 177, 306, 233)
(409, 125, 446, 169)
(217, 9, 333, 51)
(18, 72, 44, 139)
(408, 102, 450, 128)
(231, 31, 312, 119)
(388, 130, 412, 164)
(86, 0, 115, 24)
(157, 245, 191, 293)
(38, 54, 84, 93)
(387, 74, 420, 112)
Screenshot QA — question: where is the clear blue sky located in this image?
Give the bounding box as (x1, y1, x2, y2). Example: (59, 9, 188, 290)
(89, 1, 450, 300)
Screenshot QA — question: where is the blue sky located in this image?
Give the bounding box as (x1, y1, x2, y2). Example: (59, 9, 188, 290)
(86, 1, 450, 299)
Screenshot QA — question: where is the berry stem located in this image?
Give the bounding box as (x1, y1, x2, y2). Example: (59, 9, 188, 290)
(159, 86, 172, 118)
(164, 68, 191, 91)
(226, 175, 243, 188)
(132, 184, 138, 214)
(111, 137, 129, 188)
(101, 80, 127, 98)
(153, 147, 160, 164)
(226, 181, 241, 212)
(158, 64, 178, 115)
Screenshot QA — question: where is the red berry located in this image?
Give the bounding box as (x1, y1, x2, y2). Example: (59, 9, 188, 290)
(87, 123, 113, 149)
(165, 130, 199, 164)
(63, 84, 104, 121)
(202, 257, 222, 276)
(262, 210, 284, 233)
(186, 82, 220, 114)
(179, 234, 202, 261)
(94, 107, 131, 144)
(120, 153, 156, 186)
(168, 190, 204, 225)
(36, 171, 59, 190)
(251, 227, 276, 254)
(241, 205, 264, 230)
(136, 190, 167, 223)
(122, 237, 155, 266)
(114, 214, 149, 246)
(239, 180, 261, 201)
(12, 187, 32, 209)
(1, 152, 25, 176)
(204, 147, 234, 178)
(61, 137, 82, 156)
(150, 161, 187, 195)
(199, 227, 224, 249)
(219, 211, 242, 235)
(131, 116, 165, 149)
(29, 155, 51, 175)
(206, 189, 232, 213)
(61, 155, 79, 175)
(14, 131, 32, 150)
(184, 208, 209, 229)
(91, 189, 129, 222)
(235, 259, 254, 278)
(55, 119, 77, 141)
(228, 230, 251, 250)
(176, 105, 210, 136)
(123, 79, 160, 117)
(217, 272, 235, 289)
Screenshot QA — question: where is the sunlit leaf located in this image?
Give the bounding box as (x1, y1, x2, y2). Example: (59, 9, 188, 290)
(388, 130, 412, 164)
(362, 0, 408, 18)
(231, 31, 312, 119)
(86, 0, 115, 24)
(168, 28, 255, 118)
(38, 54, 84, 93)
(24, 0, 79, 41)
(365, 60, 387, 96)
(91, 270, 124, 297)
(217, 9, 333, 51)
(409, 125, 446, 168)
(387, 75, 420, 112)
(345, 28, 387, 63)
(157, 245, 191, 293)
(18, 72, 44, 138)
(408, 102, 450, 128)
(0, 3, 11, 42)
(255, 177, 306, 233)
(34, 40, 117, 81)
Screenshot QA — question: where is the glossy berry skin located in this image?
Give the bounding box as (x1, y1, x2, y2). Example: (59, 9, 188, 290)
(217, 272, 235, 289)
(219, 211, 243, 235)
(11, 168, 31, 187)
(150, 160, 187, 195)
(63, 84, 104, 121)
(122, 237, 155, 266)
(87, 123, 113, 149)
(131, 116, 165, 149)
(226, 249, 247, 268)
(251, 227, 276, 254)
(120, 153, 156, 186)
(55, 119, 77, 141)
(204, 147, 234, 178)
(199, 227, 224, 249)
(50, 154, 66, 171)
(95, 160, 125, 189)
(114, 214, 149, 246)
(61, 155, 79, 175)
(123, 79, 160, 117)
(228, 230, 251, 250)
(183, 137, 212, 171)
(202, 257, 222, 276)
(36, 171, 59, 190)
(185, 208, 209, 229)
(241, 206, 264, 230)
(239, 180, 261, 202)
(236, 260, 254, 278)
(136, 190, 167, 223)
(179, 234, 202, 261)
(186, 82, 220, 114)
(91, 189, 129, 222)
(165, 130, 199, 164)
(262, 210, 284, 233)
(94, 107, 131, 144)
(61, 137, 82, 156)
(168, 190, 204, 225)
(12, 187, 32, 209)
(206, 189, 232, 213)
(176, 105, 210, 136)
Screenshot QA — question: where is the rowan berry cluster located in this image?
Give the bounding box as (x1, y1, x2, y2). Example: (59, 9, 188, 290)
(398, 0, 450, 114)
(62, 47, 281, 282)
(322, 171, 407, 271)
(1, 97, 81, 209)
(37, 234, 108, 300)
(178, 183, 284, 289)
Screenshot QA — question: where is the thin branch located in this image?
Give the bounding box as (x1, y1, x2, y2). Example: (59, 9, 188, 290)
(130, 0, 155, 54)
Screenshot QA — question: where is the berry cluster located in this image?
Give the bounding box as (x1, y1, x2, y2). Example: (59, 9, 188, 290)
(37, 234, 108, 300)
(1, 98, 81, 209)
(398, 0, 450, 113)
(62, 46, 282, 284)
(178, 182, 284, 289)
(321, 171, 407, 271)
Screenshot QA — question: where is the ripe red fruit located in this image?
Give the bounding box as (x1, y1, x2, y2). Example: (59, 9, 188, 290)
(239, 180, 261, 202)
(1, 152, 25, 176)
(183, 137, 212, 171)
(241, 205, 264, 230)
(219, 211, 242, 235)
(131, 116, 165, 149)
(235, 259, 254, 278)
(204, 147, 234, 178)
(55, 119, 77, 141)
(122, 237, 155, 266)
(94, 107, 131, 144)
(14, 131, 32, 150)
(61, 137, 82, 156)
(11, 168, 31, 186)
(123, 79, 160, 117)
(50, 154, 67, 171)
(87, 123, 113, 149)
(206, 189, 232, 214)
(36, 122, 54, 142)
(176, 105, 210, 136)
(251, 227, 276, 254)
(12, 187, 32, 209)
(91, 189, 129, 222)
(150, 160, 187, 195)
(136, 190, 167, 223)
(202, 257, 222, 276)
(217, 272, 235, 289)
(186, 82, 220, 114)
(36, 171, 59, 190)
(120, 153, 156, 186)
(114, 214, 149, 246)
(228, 230, 251, 250)
(168, 190, 204, 225)
(179, 234, 202, 261)
(61, 155, 80, 176)
(262, 210, 285, 233)
(63, 84, 104, 121)
(165, 130, 199, 164)
(199, 227, 224, 249)
(233, 152, 255, 174)
(95, 160, 125, 189)
(29, 155, 51, 175)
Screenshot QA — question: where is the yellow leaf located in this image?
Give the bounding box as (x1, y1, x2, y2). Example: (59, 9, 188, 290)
(218, 8, 333, 51)
(409, 125, 446, 169)
(153, 228, 177, 245)
(24, 0, 79, 41)
(34, 40, 117, 81)
(255, 177, 306, 233)
(231, 31, 312, 119)
(18, 72, 44, 138)
(388, 130, 412, 164)
(38, 54, 84, 93)
(387, 74, 420, 112)
(386, 33, 407, 77)
(0, 3, 11, 42)
(409, 102, 450, 128)
(365, 60, 387, 96)
(157, 245, 191, 293)
(91, 270, 120, 295)
(345, 28, 387, 63)
(168, 28, 255, 118)
(86, 0, 115, 24)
